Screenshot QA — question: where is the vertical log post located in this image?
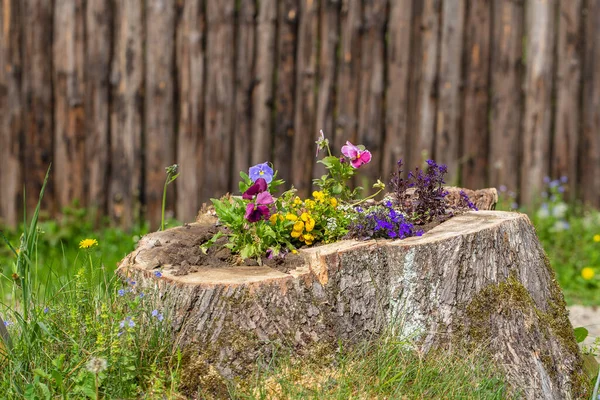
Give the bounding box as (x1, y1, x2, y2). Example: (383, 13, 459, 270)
(435, 0, 465, 184)
(85, 0, 112, 218)
(176, 0, 206, 223)
(521, 0, 555, 205)
(0, 0, 23, 227)
(53, 0, 86, 210)
(489, 0, 524, 193)
(383, 0, 412, 179)
(203, 0, 235, 201)
(110, 0, 144, 228)
(582, 0, 600, 208)
(292, 0, 319, 197)
(22, 0, 54, 215)
(462, 0, 491, 190)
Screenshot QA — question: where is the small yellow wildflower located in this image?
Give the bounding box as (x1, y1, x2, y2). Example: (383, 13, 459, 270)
(79, 238, 98, 249)
(330, 197, 338, 208)
(313, 191, 325, 203)
(269, 214, 279, 225)
(305, 199, 315, 209)
(594, 234, 600, 243)
(303, 233, 315, 245)
(582, 267, 595, 281)
(286, 213, 298, 221)
(293, 197, 303, 206)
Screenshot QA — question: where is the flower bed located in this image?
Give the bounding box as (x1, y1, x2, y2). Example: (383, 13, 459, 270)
(203, 130, 479, 263)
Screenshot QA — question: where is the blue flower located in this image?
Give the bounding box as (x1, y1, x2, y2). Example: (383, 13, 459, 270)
(248, 162, 274, 183)
(43, 307, 49, 314)
(157, 313, 164, 322)
(139, 293, 145, 299)
(152, 309, 159, 317)
(118, 289, 125, 297)
(154, 271, 162, 278)
(3, 320, 12, 327)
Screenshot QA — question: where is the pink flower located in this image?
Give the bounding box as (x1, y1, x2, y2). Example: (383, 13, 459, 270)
(341, 141, 372, 168)
(242, 178, 268, 199)
(244, 191, 275, 222)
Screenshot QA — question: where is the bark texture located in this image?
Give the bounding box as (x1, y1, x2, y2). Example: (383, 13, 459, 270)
(117, 211, 588, 399)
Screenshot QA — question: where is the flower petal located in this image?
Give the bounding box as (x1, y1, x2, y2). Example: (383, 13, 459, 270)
(358, 150, 371, 164)
(256, 191, 274, 205)
(341, 141, 359, 159)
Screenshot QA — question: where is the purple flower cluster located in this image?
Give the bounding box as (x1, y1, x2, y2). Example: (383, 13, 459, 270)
(459, 190, 478, 211)
(390, 159, 450, 224)
(348, 201, 423, 240)
(242, 178, 274, 222)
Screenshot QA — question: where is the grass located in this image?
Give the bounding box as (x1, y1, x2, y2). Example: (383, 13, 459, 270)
(0, 177, 597, 398)
(496, 179, 600, 306)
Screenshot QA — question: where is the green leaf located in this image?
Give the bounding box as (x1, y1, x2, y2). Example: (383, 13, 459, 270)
(332, 184, 343, 195)
(574, 327, 589, 343)
(33, 369, 52, 380)
(318, 156, 339, 169)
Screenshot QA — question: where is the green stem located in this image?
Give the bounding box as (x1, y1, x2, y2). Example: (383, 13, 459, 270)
(161, 178, 169, 231)
(350, 188, 385, 207)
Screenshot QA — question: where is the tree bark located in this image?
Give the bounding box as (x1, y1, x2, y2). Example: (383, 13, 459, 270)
(117, 210, 588, 399)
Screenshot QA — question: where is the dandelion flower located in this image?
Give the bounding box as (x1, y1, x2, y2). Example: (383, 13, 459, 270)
(582, 267, 595, 281)
(594, 234, 600, 243)
(86, 357, 108, 374)
(79, 238, 98, 249)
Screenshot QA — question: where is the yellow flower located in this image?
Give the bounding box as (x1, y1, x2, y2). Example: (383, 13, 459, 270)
(79, 238, 98, 249)
(293, 197, 303, 206)
(286, 213, 298, 221)
(305, 217, 315, 232)
(291, 230, 302, 238)
(305, 199, 315, 209)
(330, 197, 338, 208)
(269, 214, 279, 224)
(291, 250, 298, 254)
(594, 234, 600, 243)
(293, 221, 304, 231)
(303, 233, 315, 245)
(582, 267, 595, 281)
(301, 212, 310, 222)
(313, 191, 325, 202)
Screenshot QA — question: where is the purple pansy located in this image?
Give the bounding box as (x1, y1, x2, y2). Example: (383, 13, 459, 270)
(244, 192, 274, 222)
(242, 178, 268, 199)
(341, 141, 372, 168)
(248, 162, 274, 183)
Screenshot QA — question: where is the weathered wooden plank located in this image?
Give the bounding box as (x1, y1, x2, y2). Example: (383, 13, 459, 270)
(489, 0, 524, 193)
(22, 0, 54, 215)
(383, 0, 412, 179)
(232, 0, 255, 178)
(407, 0, 440, 171)
(435, 0, 465, 184)
(335, 0, 361, 151)
(313, 0, 340, 180)
(145, 0, 176, 229)
(53, 0, 86, 210)
(0, 0, 22, 227)
(109, 0, 144, 228)
(251, 0, 276, 166)
(553, 0, 582, 197)
(85, 0, 112, 218)
(461, 0, 491, 190)
(520, 0, 555, 204)
(273, 0, 298, 183)
(292, 0, 319, 196)
(582, 0, 600, 207)
(357, 0, 387, 186)
(176, 0, 205, 223)
(203, 0, 235, 201)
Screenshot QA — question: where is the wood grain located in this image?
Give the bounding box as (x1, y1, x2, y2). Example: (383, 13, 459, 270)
(203, 0, 235, 201)
(0, 0, 22, 227)
(85, 0, 112, 218)
(462, 0, 491, 190)
(521, 0, 555, 204)
(292, 0, 319, 196)
(109, 0, 144, 228)
(383, 0, 413, 180)
(435, 0, 465, 184)
(176, 0, 206, 223)
(489, 0, 524, 193)
(53, 0, 86, 210)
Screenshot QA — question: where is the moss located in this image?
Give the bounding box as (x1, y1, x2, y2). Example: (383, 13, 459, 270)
(454, 272, 590, 398)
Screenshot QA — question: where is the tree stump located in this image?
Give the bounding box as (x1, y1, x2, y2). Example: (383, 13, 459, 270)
(117, 210, 588, 399)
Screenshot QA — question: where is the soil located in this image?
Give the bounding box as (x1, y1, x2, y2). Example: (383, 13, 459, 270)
(159, 188, 497, 277)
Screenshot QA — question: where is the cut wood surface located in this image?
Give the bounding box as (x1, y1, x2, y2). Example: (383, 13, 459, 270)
(118, 209, 587, 399)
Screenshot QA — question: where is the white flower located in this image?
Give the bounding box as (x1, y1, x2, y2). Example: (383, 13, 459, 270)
(552, 202, 568, 219)
(86, 357, 108, 374)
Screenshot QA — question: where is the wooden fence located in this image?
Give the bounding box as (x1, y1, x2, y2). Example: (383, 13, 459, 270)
(1, 0, 599, 229)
